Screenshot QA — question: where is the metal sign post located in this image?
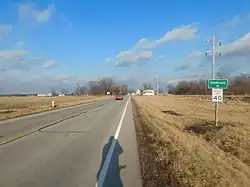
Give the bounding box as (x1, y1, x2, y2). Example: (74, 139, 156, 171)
(205, 35, 224, 126)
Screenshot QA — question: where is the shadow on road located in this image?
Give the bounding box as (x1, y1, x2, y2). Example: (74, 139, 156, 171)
(97, 136, 126, 187)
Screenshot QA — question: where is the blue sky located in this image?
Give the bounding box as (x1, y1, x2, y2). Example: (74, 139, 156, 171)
(0, 0, 250, 93)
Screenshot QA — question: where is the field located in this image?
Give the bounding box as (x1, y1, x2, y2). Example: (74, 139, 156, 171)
(133, 95, 250, 187)
(0, 95, 108, 120)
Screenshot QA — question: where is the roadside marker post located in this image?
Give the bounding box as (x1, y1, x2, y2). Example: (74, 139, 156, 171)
(52, 101, 55, 108)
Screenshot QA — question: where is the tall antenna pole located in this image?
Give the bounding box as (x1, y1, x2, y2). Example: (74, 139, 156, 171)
(206, 34, 222, 126)
(212, 34, 215, 79)
(156, 77, 159, 95)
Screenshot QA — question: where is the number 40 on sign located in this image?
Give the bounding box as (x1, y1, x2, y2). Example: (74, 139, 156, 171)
(212, 88, 223, 102)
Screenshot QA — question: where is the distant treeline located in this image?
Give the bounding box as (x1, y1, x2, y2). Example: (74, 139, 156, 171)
(168, 74, 250, 95)
(0, 78, 130, 97)
(0, 94, 38, 97)
(55, 78, 130, 96)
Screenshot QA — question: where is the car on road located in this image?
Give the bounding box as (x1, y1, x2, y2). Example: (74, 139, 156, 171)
(115, 94, 123, 100)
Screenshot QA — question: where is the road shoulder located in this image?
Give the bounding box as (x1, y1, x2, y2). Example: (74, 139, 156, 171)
(117, 98, 142, 187)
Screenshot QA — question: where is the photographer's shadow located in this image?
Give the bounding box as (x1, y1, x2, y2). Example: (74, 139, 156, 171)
(97, 136, 126, 187)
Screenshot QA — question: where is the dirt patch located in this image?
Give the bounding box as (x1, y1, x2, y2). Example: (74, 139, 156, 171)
(132, 95, 250, 187)
(184, 120, 223, 140)
(162, 110, 183, 116)
(0, 110, 16, 114)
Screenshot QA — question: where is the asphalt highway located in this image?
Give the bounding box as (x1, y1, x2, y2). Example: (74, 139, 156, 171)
(0, 96, 142, 187)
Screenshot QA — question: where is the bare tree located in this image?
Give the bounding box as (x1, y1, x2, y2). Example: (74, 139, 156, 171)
(61, 88, 69, 95)
(158, 88, 164, 93)
(74, 84, 81, 96)
(88, 81, 103, 95)
(120, 84, 129, 95)
(99, 78, 114, 93)
(143, 83, 153, 90)
(51, 88, 57, 96)
(80, 86, 88, 95)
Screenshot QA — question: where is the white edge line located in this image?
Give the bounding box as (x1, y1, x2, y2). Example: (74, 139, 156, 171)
(96, 96, 131, 187)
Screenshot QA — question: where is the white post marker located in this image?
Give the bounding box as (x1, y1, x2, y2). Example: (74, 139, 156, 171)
(51, 100, 55, 108)
(212, 88, 223, 102)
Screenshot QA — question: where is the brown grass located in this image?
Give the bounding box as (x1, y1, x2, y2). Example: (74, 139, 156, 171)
(133, 95, 250, 187)
(0, 96, 108, 120)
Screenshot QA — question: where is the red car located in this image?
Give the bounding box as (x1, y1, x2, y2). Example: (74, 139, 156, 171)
(115, 94, 123, 100)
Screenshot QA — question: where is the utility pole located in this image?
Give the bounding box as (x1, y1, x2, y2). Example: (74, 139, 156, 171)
(156, 77, 159, 95)
(120, 84, 122, 94)
(205, 34, 222, 126)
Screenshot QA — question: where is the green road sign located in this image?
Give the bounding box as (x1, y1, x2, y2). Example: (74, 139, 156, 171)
(208, 79, 228, 89)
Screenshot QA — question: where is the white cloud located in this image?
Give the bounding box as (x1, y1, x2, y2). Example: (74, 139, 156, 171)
(220, 13, 250, 28)
(0, 50, 30, 71)
(0, 24, 12, 41)
(159, 25, 198, 43)
(18, 3, 55, 23)
(29, 57, 43, 62)
(0, 50, 57, 72)
(176, 32, 250, 75)
(186, 51, 203, 58)
(0, 50, 29, 58)
(0, 72, 92, 94)
(105, 57, 111, 63)
(116, 50, 152, 67)
(176, 50, 203, 71)
(156, 55, 165, 60)
(167, 73, 209, 85)
(43, 59, 56, 69)
(116, 24, 198, 67)
(14, 40, 26, 48)
(220, 32, 250, 56)
(134, 25, 198, 50)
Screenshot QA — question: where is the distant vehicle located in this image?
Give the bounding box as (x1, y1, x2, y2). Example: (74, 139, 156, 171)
(115, 94, 123, 100)
(142, 89, 155, 96)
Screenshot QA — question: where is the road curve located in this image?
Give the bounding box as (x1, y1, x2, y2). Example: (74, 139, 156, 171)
(0, 96, 142, 187)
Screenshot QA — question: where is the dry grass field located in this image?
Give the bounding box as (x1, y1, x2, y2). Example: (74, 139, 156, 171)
(133, 95, 250, 187)
(0, 96, 108, 120)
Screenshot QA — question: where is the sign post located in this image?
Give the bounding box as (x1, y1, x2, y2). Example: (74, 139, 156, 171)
(206, 35, 226, 126)
(208, 79, 228, 126)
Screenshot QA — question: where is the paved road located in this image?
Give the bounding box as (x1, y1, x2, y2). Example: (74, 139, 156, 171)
(0, 99, 111, 145)
(0, 96, 142, 187)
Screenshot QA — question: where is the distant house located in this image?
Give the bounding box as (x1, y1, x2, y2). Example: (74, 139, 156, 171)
(37, 93, 46, 97)
(142, 89, 155, 96)
(37, 93, 53, 97)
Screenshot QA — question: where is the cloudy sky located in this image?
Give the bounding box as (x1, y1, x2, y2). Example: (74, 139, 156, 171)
(1, 0, 250, 93)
